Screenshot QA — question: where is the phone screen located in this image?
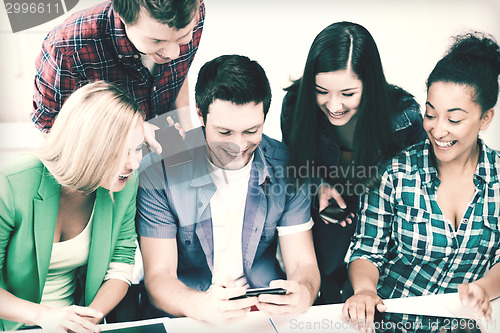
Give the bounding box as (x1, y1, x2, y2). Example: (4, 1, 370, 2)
(149, 126, 192, 167)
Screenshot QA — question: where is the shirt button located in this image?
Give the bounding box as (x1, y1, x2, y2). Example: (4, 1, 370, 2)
(137, 68, 141, 72)
(463, 218, 468, 223)
(153, 86, 157, 92)
(117, 54, 123, 59)
(185, 240, 191, 245)
(197, 202, 202, 208)
(133, 54, 139, 59)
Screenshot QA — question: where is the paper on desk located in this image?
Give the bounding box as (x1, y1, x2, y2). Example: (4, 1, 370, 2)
(271, 304, 359, 333)
(383, 293, 476, 319)
(100, 318, 169, 332)
(164, 310, 278, 333)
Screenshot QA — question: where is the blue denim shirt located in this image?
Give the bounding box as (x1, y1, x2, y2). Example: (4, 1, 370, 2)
(136, 128, 311, 291)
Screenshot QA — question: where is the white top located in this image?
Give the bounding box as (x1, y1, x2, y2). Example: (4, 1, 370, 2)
(208, 156, 253, 287)
(208, 155, 314, 287)
(140, 54, 156, 75)
(41, 211, 93, 308)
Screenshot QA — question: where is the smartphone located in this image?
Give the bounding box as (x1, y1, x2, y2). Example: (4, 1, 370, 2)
(229, 287, 287, 300)
(149, 126, 192, 167)
(319, 195, 358, 223)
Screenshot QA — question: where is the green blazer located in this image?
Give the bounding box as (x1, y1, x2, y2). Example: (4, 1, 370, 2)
(0, 154, 138, 331)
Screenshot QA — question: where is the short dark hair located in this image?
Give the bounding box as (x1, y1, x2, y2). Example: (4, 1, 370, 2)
(195, 55, 272, 123)
(113, 0, 199, 29)
(427, 31, 500, 113)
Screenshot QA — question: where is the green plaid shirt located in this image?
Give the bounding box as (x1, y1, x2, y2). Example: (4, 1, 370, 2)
(350, 139, 500, 300)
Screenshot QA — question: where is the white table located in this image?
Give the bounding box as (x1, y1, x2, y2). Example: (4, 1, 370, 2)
(10, 294, 500, 333)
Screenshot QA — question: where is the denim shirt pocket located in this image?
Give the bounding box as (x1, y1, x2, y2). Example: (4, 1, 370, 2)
(394, 205, 447, 264)
(178, 224, 207, 267)
(259, 214, 280, 248)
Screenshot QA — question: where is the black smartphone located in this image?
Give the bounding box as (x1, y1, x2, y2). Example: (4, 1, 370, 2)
(319, 195, 358, 223)
(149, 126, 192, 167)
(229, 287, 287, 300)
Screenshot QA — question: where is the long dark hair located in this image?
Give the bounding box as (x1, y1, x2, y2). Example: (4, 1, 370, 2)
(287, 22, 401, 180)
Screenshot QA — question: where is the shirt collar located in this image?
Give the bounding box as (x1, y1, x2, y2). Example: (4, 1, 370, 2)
(474, 138, 498, 188)
(418, 138, 498, 189)
(189, 129, 271, 187)
(417, 139, 439, 187)
(252, 144, 272, 185)
(109, 6, 141, 60)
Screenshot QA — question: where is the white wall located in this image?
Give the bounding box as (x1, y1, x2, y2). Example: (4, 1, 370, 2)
(1, 0, 499, 155)
(187, 0, 500, 149)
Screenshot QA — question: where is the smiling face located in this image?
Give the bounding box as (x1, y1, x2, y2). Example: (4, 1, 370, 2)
(122, 8, 195, 65)
(198, 100, 264, 170)
(424, 82, 494, 165)
(101, 120, 145, 192)
(315, 69, 363, 127)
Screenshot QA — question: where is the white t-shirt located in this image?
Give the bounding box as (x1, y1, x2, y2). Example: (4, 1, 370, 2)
(208, 156, 253, 287)
(140, 53, 156, 75)
(208, 155, 314, 287)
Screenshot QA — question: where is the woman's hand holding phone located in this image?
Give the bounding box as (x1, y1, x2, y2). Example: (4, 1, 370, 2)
(318, 183, 355, 227)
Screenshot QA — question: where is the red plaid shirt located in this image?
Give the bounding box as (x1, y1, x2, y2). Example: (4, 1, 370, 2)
(32, 0, 205, 132)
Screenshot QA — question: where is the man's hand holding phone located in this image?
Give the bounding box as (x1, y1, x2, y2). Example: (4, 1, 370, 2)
(255, 280, 310, 317)
(229, 287, 287, 300)
(197, 276, 257, 325)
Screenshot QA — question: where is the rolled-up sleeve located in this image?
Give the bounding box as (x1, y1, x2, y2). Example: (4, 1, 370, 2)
(277, 181, 312, 228)
(104, 262, 134, 285)
(136, 165, 178, 239)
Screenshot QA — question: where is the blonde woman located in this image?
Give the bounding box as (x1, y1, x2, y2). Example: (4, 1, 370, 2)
(0, 81, 145, 332)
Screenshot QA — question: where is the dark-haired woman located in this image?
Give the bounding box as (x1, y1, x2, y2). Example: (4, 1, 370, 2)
(344, 32, 500, 331)
(280, 21, 426, 301)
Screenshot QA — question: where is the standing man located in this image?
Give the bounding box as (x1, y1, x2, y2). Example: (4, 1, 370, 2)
(32, 0, 205, 149)
(136, 55, 320, 324)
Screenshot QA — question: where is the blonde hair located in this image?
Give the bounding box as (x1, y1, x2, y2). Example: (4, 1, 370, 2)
(37, 81, 146, 193)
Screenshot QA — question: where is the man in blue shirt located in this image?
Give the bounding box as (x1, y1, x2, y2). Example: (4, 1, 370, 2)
(136, 55, 320, 324)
